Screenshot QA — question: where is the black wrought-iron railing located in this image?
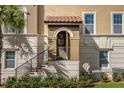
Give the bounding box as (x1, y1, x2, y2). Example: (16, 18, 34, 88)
(15, 48, 48, 79)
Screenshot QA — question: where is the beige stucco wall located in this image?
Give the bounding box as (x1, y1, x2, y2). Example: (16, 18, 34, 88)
(44, 5, 124, 35)
(1, 35, 38, 84)
(23, 5, 124, 35)
(70, 39, 79, 61)
(25, 5, 38, 34)
(47, 25, 80, 61)
(48, 25, 79, 37)
(80, 35, 124, 75)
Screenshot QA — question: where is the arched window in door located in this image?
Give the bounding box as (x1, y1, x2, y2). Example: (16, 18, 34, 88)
(57, 31, 70, 60)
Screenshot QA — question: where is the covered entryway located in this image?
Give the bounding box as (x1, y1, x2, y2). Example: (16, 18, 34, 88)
(57, 31, 70, 60)
(44, 16, 82, 78)
(44, 16, 82, 61)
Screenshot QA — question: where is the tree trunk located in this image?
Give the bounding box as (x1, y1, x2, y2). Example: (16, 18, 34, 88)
(0, 25, 3, 85)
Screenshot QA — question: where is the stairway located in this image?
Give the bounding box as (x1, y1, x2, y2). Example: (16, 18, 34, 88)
(27, 61, 79, 79)
(15, 49, 48, 79)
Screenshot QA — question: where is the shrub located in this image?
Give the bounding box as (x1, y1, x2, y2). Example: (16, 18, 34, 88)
(14, 81, 31, 88)
(5, 75, 94, 88)
(78, 79, 85, 87)
(67, 78, 79, 88)
(112, 72, 121, 82)
(59, 78, 79, 88)
(121, 72, 124, 81)
(101, 72, 109, 82)
(4, 77, 16, 88)
(89, 73, 98, 82)
(82, 79, 95, 88)
(15, 76, 42, 88)
(28, 76, 42, 88)
(79, 73, 96, 87)
(80, 73, 97, 83)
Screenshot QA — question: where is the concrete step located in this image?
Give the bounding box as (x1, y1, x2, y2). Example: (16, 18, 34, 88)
(27, 72, 39, 76)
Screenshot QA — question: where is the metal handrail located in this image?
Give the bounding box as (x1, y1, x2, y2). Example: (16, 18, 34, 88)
(15, 48, 48, 79)
(15, 48, 48, 70)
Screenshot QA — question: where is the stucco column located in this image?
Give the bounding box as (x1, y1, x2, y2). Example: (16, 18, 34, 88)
(70, 37, 80, 61)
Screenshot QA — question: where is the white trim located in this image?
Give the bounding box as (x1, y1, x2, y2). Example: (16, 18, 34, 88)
(53, 27, 73, 37)
(82, 12, 96, 35)
(1, 24, 4, 34)
(22, 6, 28, 34)
(108, 51, 110, 68)
(111, 12, 124, 35)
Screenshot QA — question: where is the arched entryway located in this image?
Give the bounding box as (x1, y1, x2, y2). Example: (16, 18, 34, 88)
(57, 31, 70, 60)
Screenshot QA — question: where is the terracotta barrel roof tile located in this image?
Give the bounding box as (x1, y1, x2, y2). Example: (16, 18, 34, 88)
(44, 16, 82, 23)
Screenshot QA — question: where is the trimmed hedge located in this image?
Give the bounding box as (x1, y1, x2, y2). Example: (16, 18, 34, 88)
(100, 72, 109, 82)
(121, 73, 124, 81)
(112, 72, 121, 82)
(4, 77, 16, 88)
(4, 75, 95, 88)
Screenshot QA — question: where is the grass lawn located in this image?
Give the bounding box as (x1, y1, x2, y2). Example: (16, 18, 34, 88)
(95, 83, 124, 88)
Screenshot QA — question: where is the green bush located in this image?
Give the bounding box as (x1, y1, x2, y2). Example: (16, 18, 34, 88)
(4, 75, 94, 88)
(121, 73, 124, 81)
(79, 74, 96, 87)
(4, 77, 16, 88)
(80, 73, 97, 83)
(82, 79, 95, 88)
(89, 73, 98, 82)
(101, 72, 109, 82)
(112, 72, 121, 82)
(14, 76, 42, 88)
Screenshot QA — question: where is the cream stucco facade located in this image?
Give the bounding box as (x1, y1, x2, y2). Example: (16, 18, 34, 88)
(1, 5, 124, 84)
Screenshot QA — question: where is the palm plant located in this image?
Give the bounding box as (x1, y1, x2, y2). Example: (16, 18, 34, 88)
(0, 5, 25, 85)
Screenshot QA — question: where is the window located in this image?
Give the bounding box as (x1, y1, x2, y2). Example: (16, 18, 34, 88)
(84, 13, 96, 34)
(112, 13, 124, 34)
(99, 51, 108, 67)
(5, 51, 15, 68)
(3, 25, 16, 34)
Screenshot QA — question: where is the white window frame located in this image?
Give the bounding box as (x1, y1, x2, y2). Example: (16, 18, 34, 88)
(99, 51, 109, 68)
(111, 12, 124, 35)
(82, 12, 96, 35)
(4, 50, 17, 69)
(22, 6, 28, 34)
(2, 6, 27, 34)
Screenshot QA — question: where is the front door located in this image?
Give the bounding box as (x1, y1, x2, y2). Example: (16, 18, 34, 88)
(57, 31, 70, 60)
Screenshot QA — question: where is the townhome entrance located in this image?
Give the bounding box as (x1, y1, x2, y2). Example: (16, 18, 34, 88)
(43, 15, 81, 78)
(57, 31, 70, 60)
(44, 16, 81, 61)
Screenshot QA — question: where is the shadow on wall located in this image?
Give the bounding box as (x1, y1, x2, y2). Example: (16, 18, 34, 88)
(37, 61, 69, 78)
(36, 40, 69, 78)
(79, 25, 101, 75)
(37, 5, 47, 67)
(36, 6, 68, 78)
(48, 39, 56, 61)
(6, 33, 34, 57)
(112, 68, 124, 73)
